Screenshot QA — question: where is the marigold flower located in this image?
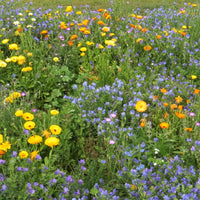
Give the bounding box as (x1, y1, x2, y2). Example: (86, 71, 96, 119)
(143, 45, 152, 51)
(140, 122, 145, 127)
(164, 112, 168, 119)
(191, 75, 197, 79)
(192, 4, 197, 7)
(71, 34, 78, 40)
(15, 110, 23, 117)
(28, 135, 42, 144)
(161, 88, 168, 94)
(24, 121, 35, 130)
(0, 141, 11, 152)
(175, 112, 185, 119)
(41, 130, 51, 138)
(178, 105, 183, 110)
(98, 21, 104, 25)
(21, 66, 32, 72)
(19, 151, 28, 159)
(30, 150, 39, 161)
(49, 125, 62, 135)
(156, 35, 162, 39)
(11, 56, 18, 62)
(80, 47, 87, 52)
(68, 41, 73, 46)
(53, 57, 59, 62)
(0, 60, 7, 68)
(135, 101, 147, 112)
(193, 89, 200, 94)
(160, 122, 169, 129)
(23, 112, 34, 121)
(45, 137, 60, 148)
(50, 110, 59, 115)
(9, 43, 19, 50)
(102, 27, 110, 32)
(17, 55, 26, 65)
(76, 11, 82, 15)
(40, 30, 48, 34)
(2, 39, 9, 44)
(185, 128, 193, 132)
(175, 96, 183, 103)
(163, 103, 168, 107)
(171, 104, 177, 110)
(65, 6, 73, 12)
(0, 150, 5, 157)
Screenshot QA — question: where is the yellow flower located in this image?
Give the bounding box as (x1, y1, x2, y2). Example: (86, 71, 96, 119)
(27, 52, 33, 57)
(105, 40, 115, 46)
(9, 43, 19, 50)
(136, 38, 143, 43)
(0, 60, 7, 68)
(17, 55, 26, 65)
(30, 150, 39, 161)
(5, 58, 11, 63)
(19, 151, 28, 159)
(65, 6, 73, 12)
(102, 27, 110, 32)
(24, 121, 35, 130)
(131, 184, 136, 190)
(0, 134, 3, 144)
(50, 110, 59, 115)
(13, 92, 21, 98)
(192, 4, 197, 7)
(28, 135, 43, 144)
(191, 75, 197, 79)
(23, 112, 34, 121)
(135, 101, 147, 112)
(45, 137, 60, 148)
(98, 44, 104, 49)
(80, 47, 87, 52)
(80, 52, 85, 56)
(15, 110, 23, 117)
(41, 130, 51, 138)
(21, 67, 32, 72)
(76, 11, 82, 15)
(185, 127, 193, 132)
(2, 39, 9, 44)
(5, 97, 13, 103)
(53, 57, 59, 62)
(11, 56, 18, 62)
(49, 125, 62, 135)
(175, 96, 183, 103)
(160, 122, 169, 129)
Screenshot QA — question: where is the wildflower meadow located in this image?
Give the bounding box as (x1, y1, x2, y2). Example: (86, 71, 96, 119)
(1, 0, 200, 199)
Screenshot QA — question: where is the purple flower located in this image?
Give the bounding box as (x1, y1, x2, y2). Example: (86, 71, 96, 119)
(0, 159, 6, 164)
(78, 159, 85, 165)
(109, 140, 116, 145)
(189, 112, 195, 117)
(195, 122, 200, 126)
(110, 113, 116, 118)
(23, 129, 29, 135)
(191, 146, 195, 151)
(2, 184, 7, 191)
(11, 151, 17, 157)
(21, 92, 26, 97)
(31, 109, 37, 112)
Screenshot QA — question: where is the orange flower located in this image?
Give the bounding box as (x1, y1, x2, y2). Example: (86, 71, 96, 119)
(160, 122, 169, 129)
(156, 35, 162, 39)
(175, 96, 183, 103)
(186, 99, 190, 104)
(130, 24, 136, 29)
(98, 21, 104, 25)
(40, 30, 48, 34)
(164, 112, 168, 119)
(44, 34, 49, 38)
(193, 89, 200, 94)
(178, 105, 183, 110)
(171, 104, 177, 110)
(82, 19, 89, 26)
(140, 122, 145, 127)
(153, 96, 159, 101)
(141, 28, 148, 33)
(71, 35, 78, 40)
(175, 112, 185, 119)
(161, 88, 168, 94)
(144, 45, 152, 51)
(97, 9, 104, 12)
(70, 23, 74, 26)
(185, 128, 193, 132)
(0, 150, 5, 157)
(163, 103, 168, 107)
(68, 40, 73, 46)
(17, 28, 23, 32)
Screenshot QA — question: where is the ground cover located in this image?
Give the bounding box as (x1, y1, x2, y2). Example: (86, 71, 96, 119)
(0, 0, 200, 199)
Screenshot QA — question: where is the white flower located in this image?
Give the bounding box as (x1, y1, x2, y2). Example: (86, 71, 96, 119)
(31, 18, 36, 22)
(18, 13, 23, 16)
(20, 18, 26, 22)
(28, 12, 33, 16)
(27, 25, 33, 28)
(13, 21, 20, 25)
